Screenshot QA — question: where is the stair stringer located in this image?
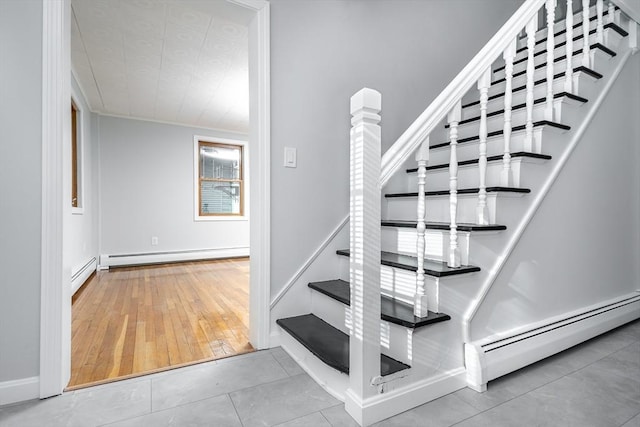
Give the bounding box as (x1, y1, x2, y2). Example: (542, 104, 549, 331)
(463, 45, 640, 390)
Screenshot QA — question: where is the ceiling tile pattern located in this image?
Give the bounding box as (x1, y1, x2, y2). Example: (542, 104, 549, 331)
(71, 0, 251, 133)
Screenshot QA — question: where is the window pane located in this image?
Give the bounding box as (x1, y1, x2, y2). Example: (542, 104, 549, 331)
(200, 145, 241, 180)
(201, 181, 241, 214)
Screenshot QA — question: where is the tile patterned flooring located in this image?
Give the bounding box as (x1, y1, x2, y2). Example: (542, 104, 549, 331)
(1, 320, 638, 426)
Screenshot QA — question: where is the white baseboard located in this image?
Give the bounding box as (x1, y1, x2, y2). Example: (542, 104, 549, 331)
(99, 247, 250, 269)
(345, 368, 467, 426)
(0, 376, 39, 406)
(71, 257, 97, 295)
(465, 292, 640, 391)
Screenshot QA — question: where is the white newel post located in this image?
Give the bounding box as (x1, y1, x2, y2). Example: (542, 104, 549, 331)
(346, 88, 382, 416)
(476, 68, 491, 225)
(545, 0, 557, 121)
(501, 39, 516, 187)
(607, 1, 615, 24)
(565, 0, 574, 93)
(415, 138, 429, 317)
(448, 102, 461, 268)
(582, 0, 591, 67)
(524, 17, 537, 152)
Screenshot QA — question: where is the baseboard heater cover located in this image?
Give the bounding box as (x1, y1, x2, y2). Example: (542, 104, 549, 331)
(71, 257, 97, 295)
(99, 247, 250, 268)
(465, 293, 640, 391)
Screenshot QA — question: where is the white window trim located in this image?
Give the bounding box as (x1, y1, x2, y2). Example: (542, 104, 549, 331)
(193, 135, 249, 222)
(70, 90, 84, 215)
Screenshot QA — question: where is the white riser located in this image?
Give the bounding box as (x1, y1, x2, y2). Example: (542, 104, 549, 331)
(461, 69, 598, 121)
(386, 192, 528, 225)
(381, 227, 471, 266)
(311, 291, 350, 335)
(492, 29, 620, 81)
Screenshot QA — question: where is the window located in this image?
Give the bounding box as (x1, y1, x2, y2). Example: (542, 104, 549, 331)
(71, 100, 80, 209)
(198, 141, 244, 216)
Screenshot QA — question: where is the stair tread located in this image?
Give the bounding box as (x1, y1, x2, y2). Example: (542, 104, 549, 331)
(447, 93, 586, 128)
(336, 249, 481, 277)
(462, 65, 602, 109)
(276, 313, 410, 375)
(308, 279, 451, 329)
(406, 152, 552, 173)
(382, 220, 507, 232)
(385, 186, 531, 198)
(430, 120, 570, 150)
(497, 22, 627, 73)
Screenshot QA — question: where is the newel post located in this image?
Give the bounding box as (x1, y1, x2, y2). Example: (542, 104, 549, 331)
(345, 88, 382, 419)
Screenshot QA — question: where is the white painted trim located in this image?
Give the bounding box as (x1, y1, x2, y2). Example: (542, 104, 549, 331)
(270, 216, 349, 309)
(465, 293, 640, 390)
(193, 135, 249, 221)
(612, 0, 640, 24)
(0, 377, 40, 406)
(244, 0, 271, 350)
(463, 48, 634, 343)
(95, 111, 249, 137)
(380, 0, 546, 186)
(71, 257, 97, 295)
(70, 65, 93, 116)
(99, 247, 250, 269)
(40, 0, 70, 399)
(345, 368, 467, 426)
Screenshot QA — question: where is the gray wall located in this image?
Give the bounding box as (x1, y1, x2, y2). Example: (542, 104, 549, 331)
(0, 0, 43, 382)
(269, 0, 525, 294)
(98, 115, 249, 256)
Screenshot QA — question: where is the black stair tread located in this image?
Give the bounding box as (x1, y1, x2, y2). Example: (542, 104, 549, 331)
(497, 22, 627, 73)
(462, 65, 602, 109)
(446, 93, 586, 128)
(308, 279, 451, 329)
(430, 120, 570, 150)
(276, 314, 410, 375)
(492, 43, 614, 85)
(336, 249, 481, 277)
(406, 152, 552, 173)
(385, 186, 531, 199)
(381, 220, 507, 232)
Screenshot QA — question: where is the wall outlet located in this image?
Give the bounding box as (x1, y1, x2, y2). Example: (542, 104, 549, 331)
(151, 236, 158, 245)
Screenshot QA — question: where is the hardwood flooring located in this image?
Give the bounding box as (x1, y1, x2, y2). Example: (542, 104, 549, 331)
(68, 258, 253, 389)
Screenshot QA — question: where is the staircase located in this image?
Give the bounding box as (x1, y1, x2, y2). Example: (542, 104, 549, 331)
(275, 1, 639, 425)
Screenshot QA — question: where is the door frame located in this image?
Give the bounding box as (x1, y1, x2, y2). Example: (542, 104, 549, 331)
(39, 0, 271, 397)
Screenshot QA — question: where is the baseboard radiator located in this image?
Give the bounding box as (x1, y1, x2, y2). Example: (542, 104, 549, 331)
(71, 257, 97, 295)
(465, 292, 640, 392)
(99, 247, 250, 269)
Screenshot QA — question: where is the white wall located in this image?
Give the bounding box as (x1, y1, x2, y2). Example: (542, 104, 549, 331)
(269, 0, 525, 302)
(68, 74, 99, 278)
(0, 0, 42, 383)
(98, 115, 249, 257)
(471, 53, 640, 340)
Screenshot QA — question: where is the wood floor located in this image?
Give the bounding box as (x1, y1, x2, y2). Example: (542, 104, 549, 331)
(68, 258, 253, 389)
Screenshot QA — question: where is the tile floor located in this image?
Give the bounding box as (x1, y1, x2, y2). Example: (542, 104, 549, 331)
(1, 320, 638, 427)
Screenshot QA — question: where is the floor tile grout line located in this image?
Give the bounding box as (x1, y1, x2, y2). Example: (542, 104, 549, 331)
(228, 392, 246, 427)
(617, 410, 640, 427)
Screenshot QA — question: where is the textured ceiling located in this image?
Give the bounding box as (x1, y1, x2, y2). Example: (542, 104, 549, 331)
(71, 0, 251, 133)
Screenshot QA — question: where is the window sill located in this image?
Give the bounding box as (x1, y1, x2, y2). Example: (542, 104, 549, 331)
(71, 207, 84, 215)
(194, 215, 249, 222)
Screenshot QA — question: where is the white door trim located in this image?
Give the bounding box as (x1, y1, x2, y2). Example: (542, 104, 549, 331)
(39, 0, 271, 397)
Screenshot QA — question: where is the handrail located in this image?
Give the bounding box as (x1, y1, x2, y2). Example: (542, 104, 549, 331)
(380, 0, 546, 187)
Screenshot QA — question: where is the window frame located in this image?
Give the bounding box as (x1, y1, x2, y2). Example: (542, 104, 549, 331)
(194, 136, 248, 221)
(70, 95, 84, 214)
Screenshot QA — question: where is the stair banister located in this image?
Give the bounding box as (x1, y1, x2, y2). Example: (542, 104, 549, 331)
(565, 0, 574, 92)
(347, 88, 382, 410)
(545, 0, 557, 121)
(380, 0, 546, 187)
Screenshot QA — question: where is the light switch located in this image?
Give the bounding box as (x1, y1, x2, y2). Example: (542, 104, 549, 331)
(284, 147, 297, 168)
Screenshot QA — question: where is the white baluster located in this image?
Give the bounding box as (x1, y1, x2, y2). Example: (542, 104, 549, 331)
(608, 1, 616, 24)
(502, 39, 516, 186)
(448, 102, 461, 268)
(414, 138, 429, 317)
(524, 18, 537, 152)
(348, 88, 381, 401)
(545, 0, 557, 121)
(596, 0, 604, 43)
(582, 0, 591, 67)
(565, 0, 574, 93)
(476, 68, 491, 226)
